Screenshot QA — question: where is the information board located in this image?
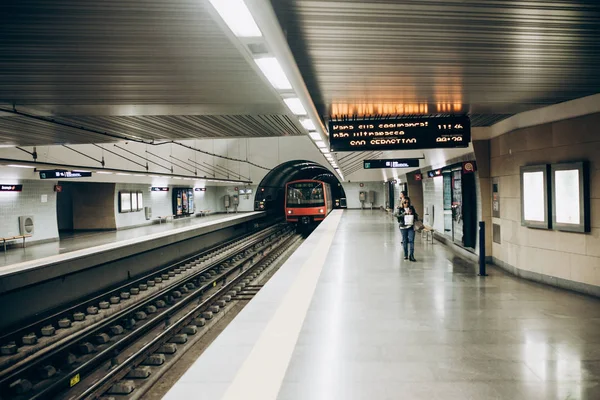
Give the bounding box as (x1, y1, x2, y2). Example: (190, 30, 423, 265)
(0, 184, 22, 192)
(363, 159, 420, 169)
(551, 162, 589, 232)
(39, 170, 92, 179)
(329, 116, 470, 152)
(520, 165, 550, 229)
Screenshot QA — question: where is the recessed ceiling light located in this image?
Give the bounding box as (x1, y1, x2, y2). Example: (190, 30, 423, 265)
(283, 98, 307, 115)
(320, 148, 329, 154)
(208, 0, 262, 38)
(254, 57, 292, 90)
(309, 132, 321, 141)
(300, 119, 316, 130)
(6, 164, 34, 168)
(315, 141, 327, 148)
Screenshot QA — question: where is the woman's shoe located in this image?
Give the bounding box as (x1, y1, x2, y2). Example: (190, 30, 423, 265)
(404, 255, 409, 260)
(409, 255, 416, 262)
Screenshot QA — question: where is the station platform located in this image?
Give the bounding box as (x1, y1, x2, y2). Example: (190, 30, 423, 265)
(164, 210, 600, 400)
(0, 211, 265, 316)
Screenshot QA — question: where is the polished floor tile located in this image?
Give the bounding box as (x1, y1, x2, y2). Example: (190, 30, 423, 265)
(278, 211, 600, 399)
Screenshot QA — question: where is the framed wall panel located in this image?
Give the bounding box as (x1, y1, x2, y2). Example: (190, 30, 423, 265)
(551, 162, 589, 233)
(119, 192, 131, 213)
(520, 165, 550, 229)
(137, 192, 144, 211)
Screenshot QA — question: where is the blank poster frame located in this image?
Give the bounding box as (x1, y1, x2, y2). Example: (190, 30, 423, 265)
(520, 164, 551, 229)
(137, 191, 144, 211)
(550, 161, 590, 233)
(119, 191, 132, 213)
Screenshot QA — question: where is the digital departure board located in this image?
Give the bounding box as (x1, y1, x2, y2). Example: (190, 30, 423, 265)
(364, 159, 420, 169)
(329, 116, 470, 152)
(39, 170, 92, 179)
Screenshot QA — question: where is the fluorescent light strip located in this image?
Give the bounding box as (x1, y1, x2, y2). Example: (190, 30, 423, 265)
(254, 57, 292, 90)
(315, 141, 327, 149)
(208, 0, 262, 38)
(283, 98, 307, 115)
(96, 171, 113, 174)
(309, 132, 321, 141)
(300, 119, 316, 130)
(320, 148, 329, 154)
(116, 173, 131, 176)
(6, 164, 34, 168)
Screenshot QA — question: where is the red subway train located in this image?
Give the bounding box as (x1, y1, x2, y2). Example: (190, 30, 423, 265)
(285, 179, 333, 224)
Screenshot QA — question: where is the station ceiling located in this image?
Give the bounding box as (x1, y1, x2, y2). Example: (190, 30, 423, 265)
(1, 0, 600, 177)
(272, 0, 600, 119)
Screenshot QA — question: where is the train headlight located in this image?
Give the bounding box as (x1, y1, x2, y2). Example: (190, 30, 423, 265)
(288, 210, 292, 214)
(319, 209, 324, 213)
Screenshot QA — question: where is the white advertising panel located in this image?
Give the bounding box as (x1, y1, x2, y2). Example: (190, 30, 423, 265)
(554, 169, 580, 224)
(522, 171, 545, 222)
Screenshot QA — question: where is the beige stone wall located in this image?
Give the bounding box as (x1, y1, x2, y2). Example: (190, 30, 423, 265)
(490, 112, 600, 288)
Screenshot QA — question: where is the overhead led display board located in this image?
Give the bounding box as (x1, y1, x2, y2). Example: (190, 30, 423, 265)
(328, 116, 470, 152)
(39, 170, 92, 179)
(363, 159, 420, 169)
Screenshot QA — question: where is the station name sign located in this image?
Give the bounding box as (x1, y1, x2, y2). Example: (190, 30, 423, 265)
(194, 187, 206, 192)
(151, 187, 169, 192)
(329, 116, 470, 152)
(364, 159, 420, 169)
(39, 170, 92, 179)
(0, 184, 22, 192)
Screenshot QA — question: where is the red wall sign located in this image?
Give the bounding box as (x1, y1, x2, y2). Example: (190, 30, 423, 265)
(414, 173, 423, 181)
(359, 183, 364, 187)
(462, 161, 477, 174)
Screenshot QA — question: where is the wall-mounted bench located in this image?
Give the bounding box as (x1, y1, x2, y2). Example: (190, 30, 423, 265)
(156, 215, 175, 224)
(1, 234, 33, 252)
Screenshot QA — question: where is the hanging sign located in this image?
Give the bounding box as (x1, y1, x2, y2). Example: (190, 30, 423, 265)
(0, 184, 22, 192)
(39, 170, 92, 179)
(151, 187, 169, 192)
(194, 187, 206, 192)
(363, 158, 420, 169)
(329, 116, 470, 152)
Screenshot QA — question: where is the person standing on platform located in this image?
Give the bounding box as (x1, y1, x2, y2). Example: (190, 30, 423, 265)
(397, 197, 418, 262)
(396, 190, 408, 242)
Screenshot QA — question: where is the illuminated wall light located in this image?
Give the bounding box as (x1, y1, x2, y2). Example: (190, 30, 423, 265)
(315, 141, 327, 148)
(283, 98, 307, 115)
(96, 171, 113, 175)
(208, 0, 262, 38)
(300, 119, 316, 130)
(254, 57, 292, 90)
(309, 132, 321, 141)
(116, 173, 131, 176)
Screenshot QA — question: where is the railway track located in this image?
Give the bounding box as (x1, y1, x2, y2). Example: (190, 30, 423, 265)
(0, 223, 300, 399)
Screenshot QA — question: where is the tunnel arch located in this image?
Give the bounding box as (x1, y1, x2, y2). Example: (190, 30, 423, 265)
(253, 160, 346, 214)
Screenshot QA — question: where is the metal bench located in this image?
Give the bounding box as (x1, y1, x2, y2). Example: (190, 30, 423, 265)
(197, 210, 212, 217)
(1, 234, 33, 252)
(156, 215, 175, 224)
(421, 225, 435, 243)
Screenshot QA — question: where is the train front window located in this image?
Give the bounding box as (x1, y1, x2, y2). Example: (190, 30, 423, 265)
(287, 182, 325, 207)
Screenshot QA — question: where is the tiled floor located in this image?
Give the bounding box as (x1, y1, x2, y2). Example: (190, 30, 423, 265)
(279, 211, 600, 399)
(166, 210, 600, 400)
(0, 213, 255, 268)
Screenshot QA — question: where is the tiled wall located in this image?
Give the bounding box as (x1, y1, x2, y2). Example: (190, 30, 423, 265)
(490, 112, 600, 289)
(0, 180, 59, 243)
(342, 182, 386, 209)
(115, 184, 219, 229)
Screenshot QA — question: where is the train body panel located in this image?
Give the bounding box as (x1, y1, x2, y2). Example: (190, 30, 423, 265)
(285, 179, 332, 224)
